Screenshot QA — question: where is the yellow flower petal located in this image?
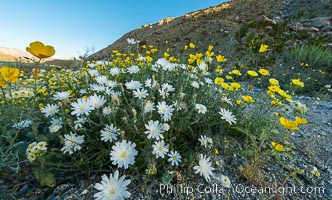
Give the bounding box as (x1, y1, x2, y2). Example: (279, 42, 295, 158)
(242, 95, 255, 103)
(259, 44, 269, 53)
(280, 117, 299, 130)
(295, 116, 307, 124)
(271, 141, 285, 152)
(26, 41, 55, 59)
(247, 70, 258, 77)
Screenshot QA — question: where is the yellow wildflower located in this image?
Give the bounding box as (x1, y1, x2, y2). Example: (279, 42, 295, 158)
(269, 78, 279, 86)
(207, 45, 214, 51)
(214, 77, 224, 85)
(259, 44, 269, 53)
(247, 70, 258, 77)
(26, 41, 55, 59)
(242, 95, 255, 103)
(236, 100, 244, 105)
(280, 117, 299, 130)
(221, 83, 231, 90)
(295, 116, 307, 124)
(226, 75, 232, 80)
(164, 52, 170, 58)
(146, 56, 153, 62)
(291, 79, 304, 87)
(271, 141, 285, 152)
(230, 82, 241, 90)
(205, 51, 214, 57)
(268, 85, 280, 92)
(216, 55, 227, 62)
(214, 149, 219, 155)
(271, 100, 282, 106)
(215, 65, 223, 74)
(229, 69, 242, 76)
(33, 68, 39, 79)
(258, 68, 270, 76)
(0, 66, 20, 83)
(189, 42, 195, 49)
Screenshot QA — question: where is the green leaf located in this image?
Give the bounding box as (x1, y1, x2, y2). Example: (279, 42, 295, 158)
(160, 173, 174, 184)
(239, 150, 256, 157)
(34, 168, 56, 187)
(294, 175, 303, 185)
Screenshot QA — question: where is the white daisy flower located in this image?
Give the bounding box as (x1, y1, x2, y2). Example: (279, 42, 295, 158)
(144, 100, 155, 113)
(281, 104, 293, 114)
(126, 37, 137, 44)
(198, 135, 213, 149)
(133, 88, 148, 99)
(89, 63, 96, 68)
(191, 81, 200, 88)
(102, 106, 112, 116)
(74, 117, 86, 130)
(61, 132, 85, 155)
(157, 101, 174, 121)
(101, 124, 120, 142)
(127, 65, 140, 74)
(204, 78, 213, 85)
(110, 140, 138, 169)
(138, 56, 146, 61)
(53, 91, 71, 101)
(152, 140, 169, 158)
(219, 175, 231, 188)
(290, 100, 308, 114)
(95, 75, 108, 85)
(219, 108, 237, 125)
(144, 120, 164, 140)
(49, 125, 61, 133)
(198, 61, 208, 71)
(195, 104, 207, 114)
(145, 78, 153, 88)
(94, 170, 131, 200)
(91, 84, 106, 93)
(163, 123, 170, 131)
(109, 67, 121, 76)
(168, 151, 181, 166)
(106, 80, 118, 89)
(88, 69, 99, 77)
(161, 83, 175, 93)
(221, 97, 233, 106)
(88, 94, 106, 109)
(96, 60, 110, 66)
(125, 80, 142, 90)
(193, 154, 215, 182)
(50, 117, 62, 128)
(41, 104, 59, 117)
(71, 98, 94, 117)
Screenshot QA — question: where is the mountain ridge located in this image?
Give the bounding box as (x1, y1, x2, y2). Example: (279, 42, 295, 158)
(88, 0, 331, 67)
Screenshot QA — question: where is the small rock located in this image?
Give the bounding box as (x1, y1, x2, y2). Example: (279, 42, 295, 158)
(309, 17, 331, 29)
(322, 25, 332, 32)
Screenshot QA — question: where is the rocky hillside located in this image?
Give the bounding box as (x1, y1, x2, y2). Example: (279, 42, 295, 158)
(88, 0, 331, 67)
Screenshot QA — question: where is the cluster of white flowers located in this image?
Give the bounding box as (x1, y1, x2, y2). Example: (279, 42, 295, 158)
(5, 88, 34, 99)
(31, 54, 245, 200)
(26, 141, 47, 162)
(289, 100, 308, 114)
